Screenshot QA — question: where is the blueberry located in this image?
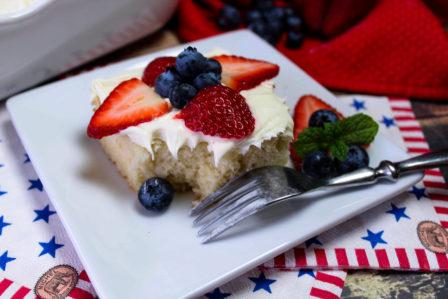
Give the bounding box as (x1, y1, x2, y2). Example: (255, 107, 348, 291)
(217, 5, 240, 30)
(286, 15, 302, 32)
(302, 151, 335, 179)
(138, 177, 174, 212)
(169, 83, 197, 109)
(335, 145, 369, 174)
(245, 10, 263, 24)
(175, 47, 207, 79)
(308, 109, 339, 128)
(283, 6, 295, 18)
(264, 7, 284, 22)
(254, 0, 275, 11)
(192, 72, 220, 90)
(267, 20, 283, 43)
(248, 21, 269, 39)
(286, 31, 304, 48)
(154, 67, 181, 98)
(203, 58, 222, 77)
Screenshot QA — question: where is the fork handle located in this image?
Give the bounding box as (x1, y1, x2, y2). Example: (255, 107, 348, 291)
(327, 148, 448, 188)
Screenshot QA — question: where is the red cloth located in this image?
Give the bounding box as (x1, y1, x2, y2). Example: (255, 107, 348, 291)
(177, 0, 448, 100)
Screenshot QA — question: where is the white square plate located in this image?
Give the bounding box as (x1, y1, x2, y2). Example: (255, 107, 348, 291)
(7, 30, 423, 298)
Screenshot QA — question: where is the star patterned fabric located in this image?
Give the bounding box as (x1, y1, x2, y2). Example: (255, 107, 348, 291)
(27, 179, 43, 191)
(249, 272, 276, 294)
(361, 229, 388, 249)
(33, 204, 56, 223)
(408, 185, 429, 200)
(386, 203, 410, 222)
(205, 288, 231, 299)
(0, 251, 16, 271)
(38, 236, 64, 258)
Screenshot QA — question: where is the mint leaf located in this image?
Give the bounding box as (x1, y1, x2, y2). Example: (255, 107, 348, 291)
(292, 127, 328, 158)
(330, 140, 348, 161)
(338, 114, 379, 145)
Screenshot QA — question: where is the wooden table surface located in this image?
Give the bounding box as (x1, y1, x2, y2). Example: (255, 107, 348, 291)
(61, 27, 448, 298)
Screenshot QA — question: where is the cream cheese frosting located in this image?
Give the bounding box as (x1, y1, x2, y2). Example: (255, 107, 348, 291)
(91, 67, 293, 166)
(0, 0, 38, 14)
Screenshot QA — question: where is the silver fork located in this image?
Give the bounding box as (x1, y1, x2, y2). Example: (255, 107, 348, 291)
(191, 149, 448, 243)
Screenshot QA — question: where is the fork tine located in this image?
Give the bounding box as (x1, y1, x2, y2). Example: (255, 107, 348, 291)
(193, 179, 263, 225)
(189, 173, 262, 216)
(200, 198, 268, 243)
(198, 193, 260, 236)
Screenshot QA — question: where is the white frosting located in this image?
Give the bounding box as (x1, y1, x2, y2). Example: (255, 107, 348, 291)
(91, 68, 293, 166)
(0, 0, 38, 14)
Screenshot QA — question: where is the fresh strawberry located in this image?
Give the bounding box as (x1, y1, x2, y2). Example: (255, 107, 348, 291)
(211, 55, 279, 91)
(291, 94, 343, 169)
(87, 78, 170, 139)
(179, 85, 255, 139)
(293, 94, 343, 140)
(142, 56, 176, 86)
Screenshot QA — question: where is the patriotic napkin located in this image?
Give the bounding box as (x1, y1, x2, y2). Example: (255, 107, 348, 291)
(0, 94, 446, 299)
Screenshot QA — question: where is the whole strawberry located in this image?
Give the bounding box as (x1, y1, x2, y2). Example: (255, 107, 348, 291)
(179, 85, 255, 139)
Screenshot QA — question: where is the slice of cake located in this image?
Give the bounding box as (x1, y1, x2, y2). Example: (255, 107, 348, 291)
(87, 47, 293, 207)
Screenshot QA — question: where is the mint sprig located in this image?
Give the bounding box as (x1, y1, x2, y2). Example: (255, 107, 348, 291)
(292, 113, 379, 161)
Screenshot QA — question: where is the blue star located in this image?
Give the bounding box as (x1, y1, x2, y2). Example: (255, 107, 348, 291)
(408, 185, 428, 200)
(23, 154, 30, 163)
(0, 216, 11, 235)
(0, 186, 6, 197)
(361, 229, 387, 249)
(0, 250, 16, 271)
(0, 164, 3, 168)
(205, 288, 231, 299)
(38, 236, 64, 258)
(351, 98, 366, 111)
(33, 204, 56, 223)
(386, 203, 410, 222)
(249, 272, 276, 294)
(298, 269, 315, 278)
(305, 236, 322, 248)
(28, 179, 43, 191)
(380, 116, 396, 128)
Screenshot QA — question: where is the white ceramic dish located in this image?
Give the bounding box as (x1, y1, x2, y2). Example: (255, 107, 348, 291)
(0, 0, 178, 100)
(7, 30, 423, 298)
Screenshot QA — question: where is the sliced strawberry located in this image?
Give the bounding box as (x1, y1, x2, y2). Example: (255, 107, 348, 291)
(87, 78, 170, 139)
(211, 55, 279, 91)
(291, 94, 343, 169)
(142, 56, 176, 86)
(179, 85, 255, 139)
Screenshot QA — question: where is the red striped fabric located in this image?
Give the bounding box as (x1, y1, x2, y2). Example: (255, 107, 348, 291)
(428, 193, 448, 202)
(10, 287, 30, 299)
(425, 169, 443, 176)
(394, 116, 416, 121)
(434, 206, 448, 215)
(315, 249, 328, 266)
(335, 248, 349, 266)
(274, 254, 286, 268)
(0, 279, 13, 295)
(395, 248, 410, 269)
(79, 270, 91, 282)
(403, 136, 427, 142)
(424, 181, 448, 189)
(415, 249, 430, 270)
(310, 287, 340, 299)
(315, 272, 345, 288)
(391, 106, 413, 112)
(436, 253, 448, 269)
(398, 126, 422, 132)
(375, 249, 390, 268)
(294, 248, 307, 267)
(408, 148, 430, 154)
(68, 287, 96, 299)
(355, 249, 369, 266)
(440, 220, 448, 228)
